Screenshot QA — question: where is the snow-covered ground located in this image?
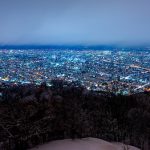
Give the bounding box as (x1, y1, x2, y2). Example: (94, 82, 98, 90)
(31, 138, 140, 150)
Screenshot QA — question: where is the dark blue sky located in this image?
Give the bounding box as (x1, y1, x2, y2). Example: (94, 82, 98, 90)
(0, 0, 150, 46)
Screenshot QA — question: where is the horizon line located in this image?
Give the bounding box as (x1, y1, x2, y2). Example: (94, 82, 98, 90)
(0, 44, 149, 49)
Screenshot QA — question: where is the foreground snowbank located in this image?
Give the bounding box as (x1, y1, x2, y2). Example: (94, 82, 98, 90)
(31, 138, 140, 150)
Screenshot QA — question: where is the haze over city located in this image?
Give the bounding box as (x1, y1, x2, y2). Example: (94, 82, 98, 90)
(0, 0, 150, 46)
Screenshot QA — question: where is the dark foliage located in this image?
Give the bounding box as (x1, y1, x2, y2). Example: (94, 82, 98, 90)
(0, 81, 150, 150)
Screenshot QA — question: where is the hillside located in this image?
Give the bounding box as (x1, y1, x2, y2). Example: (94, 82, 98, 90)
(0, 81, 149, 149)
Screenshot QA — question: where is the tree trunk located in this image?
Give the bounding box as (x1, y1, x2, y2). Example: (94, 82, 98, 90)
(144, 138, 149, 150)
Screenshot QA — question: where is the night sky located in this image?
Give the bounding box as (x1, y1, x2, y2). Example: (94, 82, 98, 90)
(0, 0, 150, 46)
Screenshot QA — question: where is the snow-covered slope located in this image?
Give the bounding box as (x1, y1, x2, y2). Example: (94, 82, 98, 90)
(31, 138, 140, 150)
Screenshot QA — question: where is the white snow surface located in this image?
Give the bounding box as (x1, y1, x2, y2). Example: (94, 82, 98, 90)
(30, 138, 140, 150)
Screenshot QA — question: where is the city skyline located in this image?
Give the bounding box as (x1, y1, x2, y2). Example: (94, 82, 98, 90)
(1, 49, 150, 95)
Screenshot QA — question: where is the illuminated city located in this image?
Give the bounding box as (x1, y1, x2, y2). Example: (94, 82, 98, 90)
(0, 0, 150, 149)
(0, 49, 150, 95)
